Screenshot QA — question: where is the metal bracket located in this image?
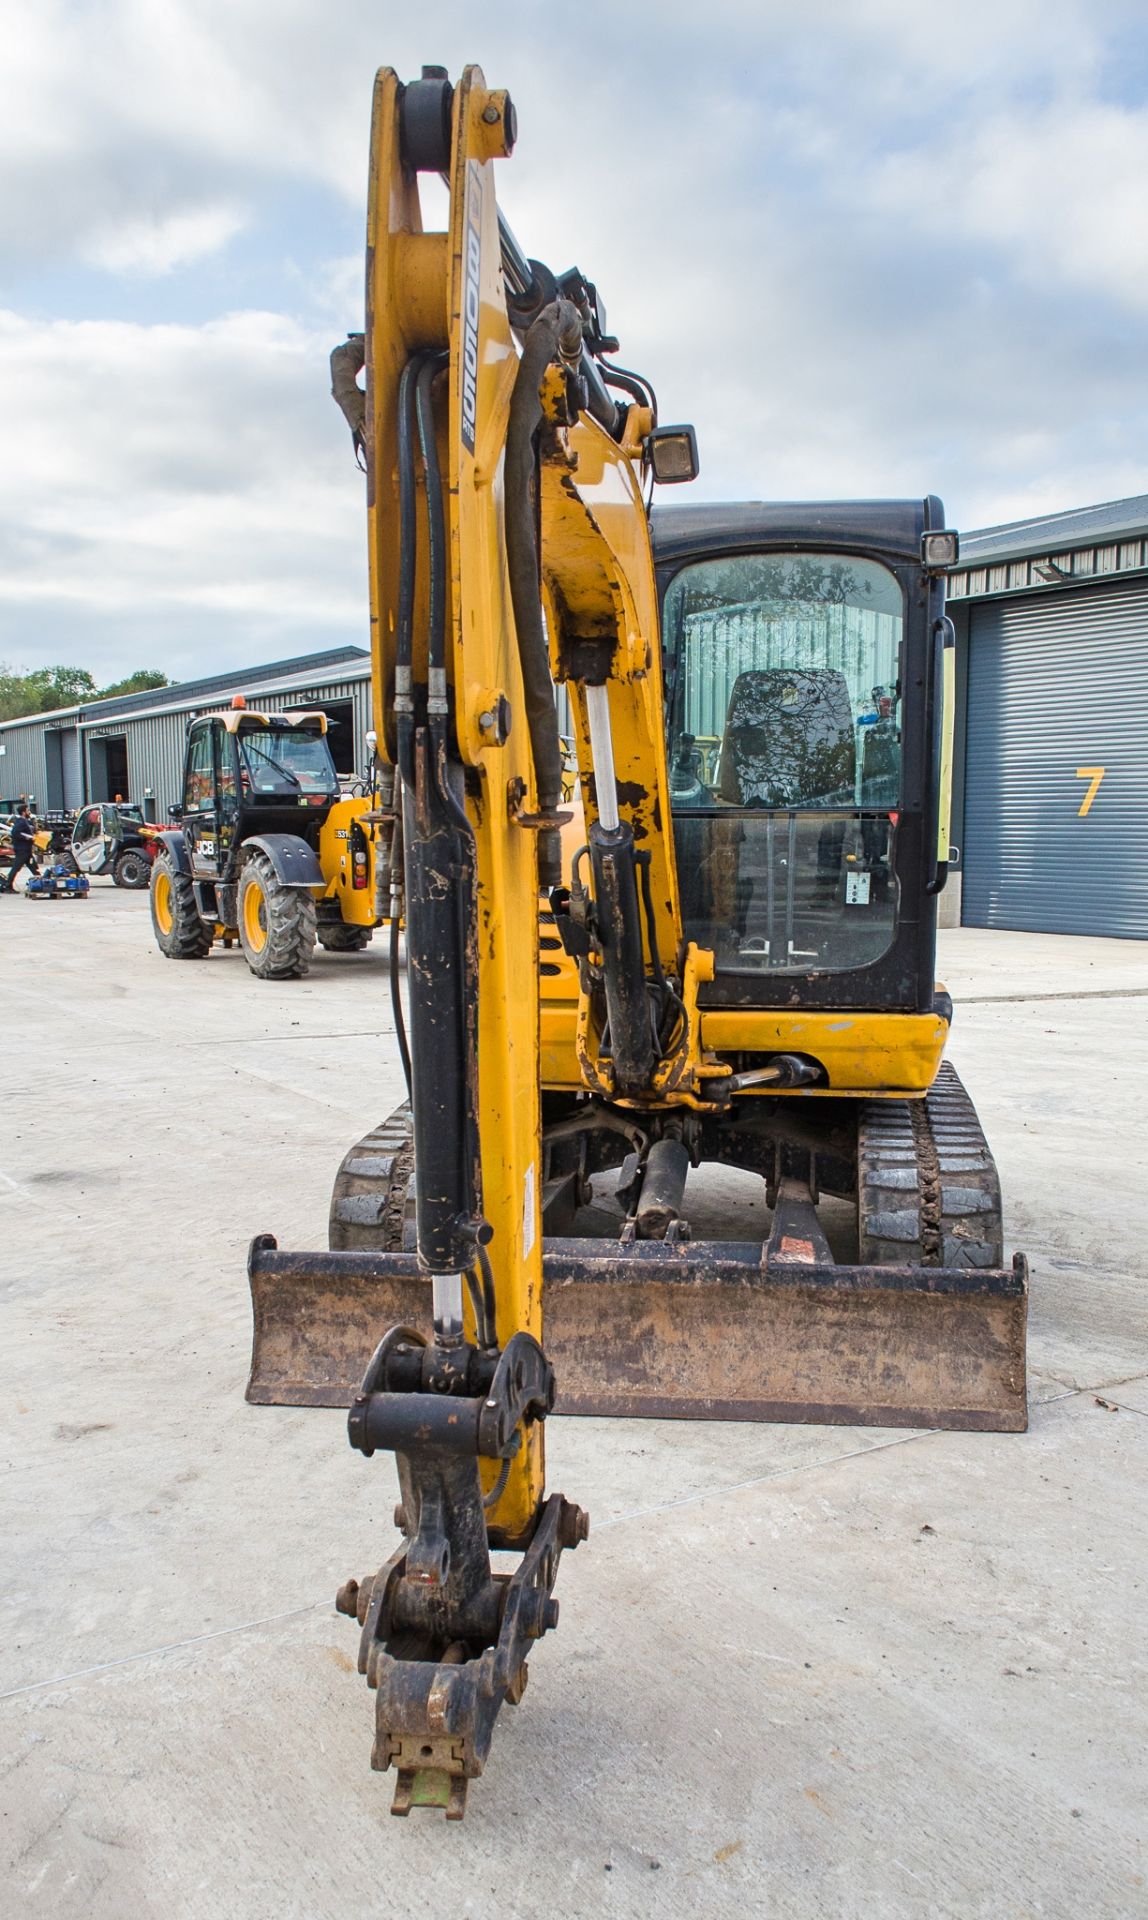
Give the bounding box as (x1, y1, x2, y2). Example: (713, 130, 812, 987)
(338, 1491, 589, 1818)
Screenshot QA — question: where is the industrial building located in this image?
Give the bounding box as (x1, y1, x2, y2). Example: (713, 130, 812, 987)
(2, 490, 1146, 941)
(947, 491, 1148, 940)
(0, 646, 372, 820)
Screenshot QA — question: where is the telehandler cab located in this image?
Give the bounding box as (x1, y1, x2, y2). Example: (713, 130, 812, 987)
(246, 63, 1027, 1817)
(151, 702, 391, 978)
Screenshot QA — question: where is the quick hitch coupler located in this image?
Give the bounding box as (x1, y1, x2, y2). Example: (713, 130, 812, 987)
(336, 1324, 588, 1819)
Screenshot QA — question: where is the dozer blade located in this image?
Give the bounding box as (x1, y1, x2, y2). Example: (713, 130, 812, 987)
(247, 1235, 1028, 1433)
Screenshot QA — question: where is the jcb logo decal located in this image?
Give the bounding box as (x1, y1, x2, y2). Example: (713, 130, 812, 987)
(460, 161, 482, 455)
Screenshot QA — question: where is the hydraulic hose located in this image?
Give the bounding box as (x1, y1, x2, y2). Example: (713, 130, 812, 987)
(505, 300, 582, 865)
(415, 353, 476, 840)
(597, 356, 658, 424)
(415, 354, 450, 677)
(402, 348, 485, 1276)
(394, 355, 422, 788)
(389, 907, 411, 1099)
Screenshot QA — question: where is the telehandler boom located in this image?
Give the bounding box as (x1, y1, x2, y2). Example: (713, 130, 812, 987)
(247, 62, 1027, 1817)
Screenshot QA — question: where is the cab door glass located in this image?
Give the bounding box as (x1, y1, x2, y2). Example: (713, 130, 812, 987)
(215, 722, 239, 857)
(184, 722, 219, 873)
(72, 805, 104, 871)
(184, 725, 215, 813)
(662, 551, 904, 974)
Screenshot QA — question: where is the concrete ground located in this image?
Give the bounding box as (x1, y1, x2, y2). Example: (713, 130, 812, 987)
(2, 886, 1146, 1920)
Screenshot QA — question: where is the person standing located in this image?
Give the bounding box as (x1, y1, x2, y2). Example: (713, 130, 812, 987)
(2, 803, 37, 892)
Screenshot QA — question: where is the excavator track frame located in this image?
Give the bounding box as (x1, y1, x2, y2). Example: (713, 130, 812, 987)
(252, 1064, 1026, 1432)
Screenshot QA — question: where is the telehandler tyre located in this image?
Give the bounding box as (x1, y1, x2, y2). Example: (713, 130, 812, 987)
(317, 922, 373, 954)
(113, 847, 152, 890)
(238, 850, 316, 980)
(150, 853, 213, 960)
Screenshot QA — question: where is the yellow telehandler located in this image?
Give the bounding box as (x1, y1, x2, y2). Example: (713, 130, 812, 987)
(246, 63, 1027, 1817)
(150, 700, 396, 979)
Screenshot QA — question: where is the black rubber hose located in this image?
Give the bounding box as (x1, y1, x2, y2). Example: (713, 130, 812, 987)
(465, 1269, 493, 1351)
(415, 354, 474, 844)
(579, 347, 627, 438)
(396, 358, 421, 676)
(390, 908, 411, 1098)
(395, 355, 422, 788)
(476, 1241, 498, 1346)
(415, 354, 450, 674)
(636, 848, 667, 994)
(505, 300, 582, 828)
(597, 356, 658, 424)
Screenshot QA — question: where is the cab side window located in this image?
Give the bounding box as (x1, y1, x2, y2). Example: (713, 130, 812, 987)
(215, 721, 238, 819)
(75, 807, 102, 844)
(184, 726, 215, 812)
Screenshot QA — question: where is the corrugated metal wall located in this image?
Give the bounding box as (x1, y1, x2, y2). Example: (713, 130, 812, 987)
(85, 711, 188, 809)
(0, 722, 46, 803)
(1, 671, 374, 812)
(963, 580, 1148, 937)
(79, 673, 373, 810)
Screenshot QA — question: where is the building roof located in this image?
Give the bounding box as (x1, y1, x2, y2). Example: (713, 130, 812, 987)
(948, 491, 1148, 601)
(0, 645, 370, 733)
(958, 493, 1148, 566)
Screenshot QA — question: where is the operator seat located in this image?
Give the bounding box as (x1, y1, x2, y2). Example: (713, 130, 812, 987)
(718, 667, 856, 808)
(714, 668, 858, 937)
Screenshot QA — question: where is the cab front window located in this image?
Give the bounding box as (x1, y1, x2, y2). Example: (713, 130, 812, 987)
(238, 727, 338, 797)
(662, 551, 904, 975)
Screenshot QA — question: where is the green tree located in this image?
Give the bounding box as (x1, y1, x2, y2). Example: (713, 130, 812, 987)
(0, 664, 97, 721)
(99, 669, 169, 700)
(0, 663, 170, 721)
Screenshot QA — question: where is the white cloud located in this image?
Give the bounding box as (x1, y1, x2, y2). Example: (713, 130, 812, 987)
(870, 101, 1148, 313)
(0, 0, 1146, 673)
(81, 202, 248, 275)
(0, 308, 366, 680)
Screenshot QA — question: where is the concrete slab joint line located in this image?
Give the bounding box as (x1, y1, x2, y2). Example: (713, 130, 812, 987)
(3, 1432, 932, 1704)
(961, 987, 1148, 1005)
(1, 1388, 1118, 1704)
(0, 1603, 331, 1704)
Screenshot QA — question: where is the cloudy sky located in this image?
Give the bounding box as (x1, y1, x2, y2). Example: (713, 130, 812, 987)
(2, 0, 1146, 683)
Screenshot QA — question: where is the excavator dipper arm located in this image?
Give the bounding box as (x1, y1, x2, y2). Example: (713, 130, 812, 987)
(302, 64, 598, 1818)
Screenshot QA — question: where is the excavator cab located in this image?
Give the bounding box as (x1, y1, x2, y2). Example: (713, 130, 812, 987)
(656, 508, 945, 1008)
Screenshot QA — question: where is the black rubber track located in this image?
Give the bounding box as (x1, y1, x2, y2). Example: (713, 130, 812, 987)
(857, 1062, 1004, 1269)
(328, 1102, 414, 1251)
(328, 1069, 1005, 1276)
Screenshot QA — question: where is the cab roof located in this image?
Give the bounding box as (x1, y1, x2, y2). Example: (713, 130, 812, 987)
(201, 709, 329, 736)
(650, 498, 945, 568)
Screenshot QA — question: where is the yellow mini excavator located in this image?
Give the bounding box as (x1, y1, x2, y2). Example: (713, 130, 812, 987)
(246, 62, 1027, 1818)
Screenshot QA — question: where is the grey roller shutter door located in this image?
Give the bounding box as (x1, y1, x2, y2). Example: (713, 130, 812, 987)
(963, 579, 1148, 937)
